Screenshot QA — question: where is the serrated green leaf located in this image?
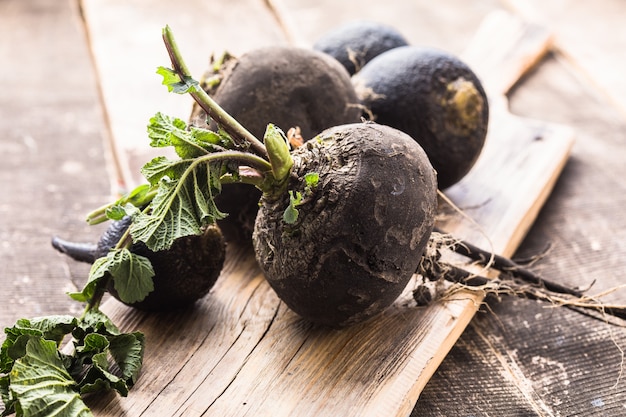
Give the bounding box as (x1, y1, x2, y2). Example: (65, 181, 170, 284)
(147, 112, 227, 159)
(140, 156, 193, 186)
(108, 249, 155, 304)
(130, 162, 225, 252)
(194, 163, 223, 224)
(190, 126, 224, 147)
(130, 178, 200, 251)
(77, 310, 120, 337)
(156, 66, 199, 94)
(69, 248, 155, 306)
(76, 333, 109, 355)
(104, 205, 128, 221)
(8, 337, 93, 417)
(68, 256, 111, 303)
(1, 316, 77, 374)
(304, 172, 319, 189)
(147, 112, 187, 148)
(108, 333, 144, 386)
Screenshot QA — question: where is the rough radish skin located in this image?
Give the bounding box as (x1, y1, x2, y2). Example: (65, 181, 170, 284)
(190, 46, 361, 142)
(189, 46, 362, 244)
(104, 220, 226, 311)
(313, 20, 409, 75)
(253, 123, 438, 327)
(353, 46, 489, 189)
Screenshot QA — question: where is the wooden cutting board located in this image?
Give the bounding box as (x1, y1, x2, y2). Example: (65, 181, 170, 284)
(80, 5, 574, 416)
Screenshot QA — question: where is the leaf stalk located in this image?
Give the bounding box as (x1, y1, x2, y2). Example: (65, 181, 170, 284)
(161, 25, 268, 159)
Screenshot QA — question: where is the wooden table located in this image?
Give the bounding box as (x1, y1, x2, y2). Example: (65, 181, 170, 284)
(2, 0, 626, 415)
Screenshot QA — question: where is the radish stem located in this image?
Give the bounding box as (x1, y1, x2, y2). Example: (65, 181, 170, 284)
(162, 26, 268, 159)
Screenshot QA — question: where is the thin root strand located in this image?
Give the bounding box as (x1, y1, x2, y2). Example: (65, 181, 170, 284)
(432, 228, 585, 298)
(417, 232, 626, 325)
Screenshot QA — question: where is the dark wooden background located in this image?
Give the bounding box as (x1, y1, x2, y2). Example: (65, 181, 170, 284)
(2, 0, 625, 415)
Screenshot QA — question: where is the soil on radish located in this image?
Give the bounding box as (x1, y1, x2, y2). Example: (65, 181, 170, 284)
(189, 46, 362, 244)
(253, 123, 438, 327)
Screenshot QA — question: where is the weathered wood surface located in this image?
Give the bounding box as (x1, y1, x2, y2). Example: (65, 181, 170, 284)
(504, 0, 626, 118)
(77, 3, 572, 416)
(3, 1, 626, 416)
(0, 0, 111, 326)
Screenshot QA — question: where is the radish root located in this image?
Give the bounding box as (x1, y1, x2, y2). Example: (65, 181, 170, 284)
(416, 231, 626, 325)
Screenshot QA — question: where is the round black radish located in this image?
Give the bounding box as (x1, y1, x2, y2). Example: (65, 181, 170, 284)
(352, 46, 489, 189)
(190, 46, 362, 244)
(97, 217, 226, 311)
(253, 123, 438, 328)
(191, 46, 361, 143)
(313, 20, 409, 75)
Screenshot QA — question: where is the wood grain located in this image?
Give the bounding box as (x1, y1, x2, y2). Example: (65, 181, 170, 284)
(0, 0, 111, 328)
(78, 4, 575, 415)
(504, 0, 626, 118)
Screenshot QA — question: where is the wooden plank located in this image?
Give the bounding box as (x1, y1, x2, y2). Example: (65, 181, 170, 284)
(0, 0, 111, 331)
(80, 4, 575, 415)
(444, 9, 566, 253)
(503, 0, 626, 118)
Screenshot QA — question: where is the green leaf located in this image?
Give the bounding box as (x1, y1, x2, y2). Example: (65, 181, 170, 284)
(104, 184, 155, 221)
(1, 316, 77, 373)
(157, 66, 199, 94)
(108, 332, 144, 386)
(148, 112, 214, 159)
(8, 337, 93, 417)
(147, 112, 187, 148)
(0, 374, 13, 416)
(304, 172, 319, 189)
(190, 126, 229, 148)
(68, 311, 123, 383)
(75, 332, 144, 397)
(140, 156, 193, 186)
(130, 162, 225, 252)
(108, 249, 155, 304)
(283, 191, 303, 224)
(78, 375, 115, 397)
(125, 183, 155, 207)
(69, 249, 155, 305)
(77, 309, 120, 338)
(105, 205, 128, 221)
(68, 256, 110, 303)
(76, 333, 109, 355)
(90, 351, 128, 396)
